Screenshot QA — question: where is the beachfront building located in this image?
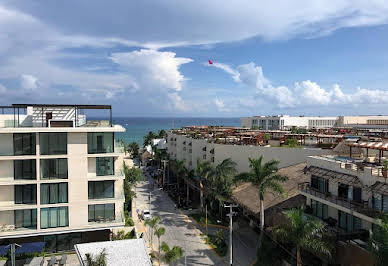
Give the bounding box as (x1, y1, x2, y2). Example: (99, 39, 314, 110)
(241, 115, 338, 130)
(0, 104, 126, 253)
(242, 115, 388, 130)
(299, 151, 388, 265)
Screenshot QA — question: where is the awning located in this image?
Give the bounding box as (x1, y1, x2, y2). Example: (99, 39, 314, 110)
(308, 166, 361, 186)
(370, 182, 388, 196)
(0, 245, 10, 256)
(15, 242, 45, 254)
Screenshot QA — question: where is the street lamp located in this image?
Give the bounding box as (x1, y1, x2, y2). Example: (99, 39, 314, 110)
(224, 204, 238, 266)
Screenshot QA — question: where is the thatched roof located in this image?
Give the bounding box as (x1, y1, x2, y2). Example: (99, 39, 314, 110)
(231, 163, 307, 216)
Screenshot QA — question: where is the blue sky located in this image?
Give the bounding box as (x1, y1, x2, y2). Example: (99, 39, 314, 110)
(1, 1, 388, 117)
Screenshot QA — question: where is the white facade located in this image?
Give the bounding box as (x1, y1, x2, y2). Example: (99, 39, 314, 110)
(241, 115, 338, 130)
(167, 132, 332, 173)
(0, 105, 126, 244)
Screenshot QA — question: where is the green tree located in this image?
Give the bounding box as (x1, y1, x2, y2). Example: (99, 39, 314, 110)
(161, 242, 184, 265)
(154, 227, 166, 266)
(286, 138, 299, 147)
(145, 216, 161, 249)
(212, 230, 225, 247)
(235, 156, 288, 246)
(195, 158, 213, 213)
(123, 162, 144, 186)
(143, 131, 157, 147)
(368, 215, 388, 266)
(158, 129, 167, 138)
(112, 229, 136, 240)
(85, 249, 107, 266)
(275, 208, 332, 266)
(128, 142, 139, 158)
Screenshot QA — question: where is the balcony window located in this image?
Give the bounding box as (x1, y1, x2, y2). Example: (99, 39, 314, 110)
(88, 132, 114, 154)
(40, 133, 67, 155)
(40, 207, 68, 229)
(311, 175, 328, 193)
(14, 209, 37, 229)
(14, 160, 36, 180)
(15, 185, 37, 204)
(41, 183, 68, 204)
(88, 204, 115, 222)
(338, 210, 362, 232)
(13, 133, 36, 155)
(40, 159, 68, 179)
(88, 181, 114, 199)
(372, 193, 388, 212)
(96, 157, 114, 176)
(311, 199, 328, 219)
(338, 183, 350, 199)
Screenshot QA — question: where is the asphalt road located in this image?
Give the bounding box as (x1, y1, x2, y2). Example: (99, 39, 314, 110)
(135, 176, 225, 266)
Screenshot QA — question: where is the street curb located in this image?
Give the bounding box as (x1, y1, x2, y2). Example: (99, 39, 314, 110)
(189, 217, 229, 230)
(179, 210, 228, 266)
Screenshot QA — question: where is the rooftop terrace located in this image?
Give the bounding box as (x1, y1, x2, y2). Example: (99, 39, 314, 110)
(0, 104, 114, 129)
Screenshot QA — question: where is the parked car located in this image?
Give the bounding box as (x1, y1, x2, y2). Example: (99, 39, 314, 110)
(142, 210, 152, 220)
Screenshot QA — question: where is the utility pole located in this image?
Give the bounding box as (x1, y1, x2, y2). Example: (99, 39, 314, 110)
(10, 243, 21, 266)
(205, 204, 208, 237)
(149, 191, 151, 213)
(224, 204, 238, 266)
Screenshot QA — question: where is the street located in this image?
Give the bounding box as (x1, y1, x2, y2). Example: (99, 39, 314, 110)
(135, 176, 225, 266)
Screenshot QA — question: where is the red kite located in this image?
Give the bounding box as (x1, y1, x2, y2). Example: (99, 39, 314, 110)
(208, 60, 213, 65)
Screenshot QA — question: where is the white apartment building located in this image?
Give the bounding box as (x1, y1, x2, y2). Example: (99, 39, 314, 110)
(0, 104, 126, 252)
(167, 131, 331, 173)
(242, 115, 388, 130)
(241, 115, 338, 130)
(300, 155, 387, 244)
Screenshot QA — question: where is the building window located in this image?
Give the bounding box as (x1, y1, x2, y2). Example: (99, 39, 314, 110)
(15, 185, 37, 204)
(44, 233, 82, 253)
(311, 199, 328, 219)
(338, 210, 362, 232)
(88, 204, 115, 222)
(13, 133, 36, 155)
(40, 207, 68, 229)
(88, 133, 114, 154)
(40, 133, 67, 155)
(372, 193, 388, 212)
(14, 209, 37, 229)
(40, 159, 68, 179)
(96, 157, 114, 176)
(88, 181, 114, 199)
(311, 175, 328, 193)
(41, 183, 68, 204)
(14, 160, 36, 180)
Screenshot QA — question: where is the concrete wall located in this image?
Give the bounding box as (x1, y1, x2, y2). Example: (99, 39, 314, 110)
(0, 160, 13, 180)
(213, 145, 333, 173)
(0, 185, 13, 206)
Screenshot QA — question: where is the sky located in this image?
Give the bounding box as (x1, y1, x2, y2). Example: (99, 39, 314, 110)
(1, 1, 388, 117)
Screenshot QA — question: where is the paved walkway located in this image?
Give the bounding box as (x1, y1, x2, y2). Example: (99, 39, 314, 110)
(134, 176, 225, 266)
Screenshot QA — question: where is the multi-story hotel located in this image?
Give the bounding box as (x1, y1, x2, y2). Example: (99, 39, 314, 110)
(0, 104, 126, 252)
(241, 115, 388, 130)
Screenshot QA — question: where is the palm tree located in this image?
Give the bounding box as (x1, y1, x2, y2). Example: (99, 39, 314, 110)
(128, 142, 139, 158)
(85, 248, 107, 266)
(368, 215, 388, 266)
(174, 159, 187, 203)
(143, 131, 157, 147)
(235, 156, 288, 245)
(161, 242, 184, 265)
(195, 158, 213, 212)
(158, 129, 167, 138)
(145, 216, 161, 249)
(275, 208, 332, 266)
(154, 227, 166, 266)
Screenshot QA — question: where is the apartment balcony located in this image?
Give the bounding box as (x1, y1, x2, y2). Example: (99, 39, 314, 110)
(0, 209, 37, 237)
(88, 191, 125, 204)
(87, 170, 124, 181)
(299, 183, 383, 219)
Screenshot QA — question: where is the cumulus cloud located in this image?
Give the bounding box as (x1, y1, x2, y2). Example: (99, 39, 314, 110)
(213, 61, 388, 108)
(20, 74, 38, 90)
(214, 98, 231, 112)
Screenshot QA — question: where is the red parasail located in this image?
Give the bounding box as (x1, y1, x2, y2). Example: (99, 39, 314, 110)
(208, 59, 213, 64)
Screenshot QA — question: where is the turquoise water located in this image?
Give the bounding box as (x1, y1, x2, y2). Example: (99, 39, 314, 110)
(113, 117, 240, 145)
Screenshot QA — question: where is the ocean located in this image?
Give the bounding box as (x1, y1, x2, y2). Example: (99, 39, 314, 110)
(113, 117, 240, 145)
